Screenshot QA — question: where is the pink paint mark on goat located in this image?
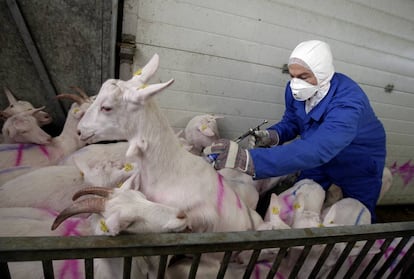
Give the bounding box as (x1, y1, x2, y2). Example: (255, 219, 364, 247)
(254, 264, 261, 279)
(41, 208, 83, 279)
(390, 161, 414, 186)
(14, 144, 25, 166)
(217, 173, 225, 215)
(38, 145, 50, 159)
(59, 259, 80, 279)
(256, 261, 285, 279)
(280, 194, 294, 221)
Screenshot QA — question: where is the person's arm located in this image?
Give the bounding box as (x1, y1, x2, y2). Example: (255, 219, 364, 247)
(250, 97, 365, 179)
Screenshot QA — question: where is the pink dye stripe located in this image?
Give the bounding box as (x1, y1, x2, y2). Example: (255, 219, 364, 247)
(38, 145, 50, 158)
(13, 144, 50, 166)
(14, 144, 24, 166)
(254, 264, 261, 279)
(217, 173, 225, 215)
(59, 259, 80, 279)
(41, 208, 82, 279)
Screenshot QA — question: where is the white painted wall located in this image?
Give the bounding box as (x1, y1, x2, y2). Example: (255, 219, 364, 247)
(122, 0, 414, 204)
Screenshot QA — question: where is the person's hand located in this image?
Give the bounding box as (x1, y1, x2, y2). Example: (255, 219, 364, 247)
(203, 139, 255, 176)
(247, 130, 279, 149)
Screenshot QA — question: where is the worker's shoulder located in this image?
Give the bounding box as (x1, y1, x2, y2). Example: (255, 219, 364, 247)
(332, 72, 359, 86)
(332, 73, 365, 96)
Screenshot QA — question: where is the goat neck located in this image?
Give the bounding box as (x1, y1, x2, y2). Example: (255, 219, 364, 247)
(125, 99, 196, 185)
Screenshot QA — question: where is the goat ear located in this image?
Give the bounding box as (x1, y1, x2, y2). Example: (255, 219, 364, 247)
(322, 204, 336, 226)
(267, 193, 283, 221)
(212, 114, 225, 119)
(129, 53, 160, 85)
(198, 124, 215, 137)
(124, 79, 174, 105)
(12, 117, 30, 132)
(293, 192, 305, 213)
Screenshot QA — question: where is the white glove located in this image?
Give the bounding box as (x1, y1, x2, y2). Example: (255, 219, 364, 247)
(247, 130, 279, 149)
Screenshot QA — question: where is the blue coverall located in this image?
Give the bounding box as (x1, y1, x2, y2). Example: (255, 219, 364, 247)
(250, 73, 386, 222)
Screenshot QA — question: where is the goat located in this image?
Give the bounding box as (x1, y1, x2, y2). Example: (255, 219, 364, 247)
(0, 92, 91, 170)
(58, 141, 129, 167)
(0, 155, 137, 210)
(0, 165, 88, 210)
(183, 113, 223, 155)
(1, 87, 52, 126)
(274, 179, 326, 227)
(75, 53, 264, 234)
(1, 107, 52, 144)
(0, 187, 189, 279)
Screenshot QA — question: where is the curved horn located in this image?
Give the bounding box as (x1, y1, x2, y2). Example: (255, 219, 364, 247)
(51, 197, 106, 230)
(4, 87, 18, 104)
(20, 106, 46, 115)
(70, 86, 89, 100)
(72, 187, 114, 201)
(56, 93, 84, 105)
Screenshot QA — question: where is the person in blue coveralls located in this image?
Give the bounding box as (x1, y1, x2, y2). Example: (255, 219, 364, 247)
(204, 40, 386, 223)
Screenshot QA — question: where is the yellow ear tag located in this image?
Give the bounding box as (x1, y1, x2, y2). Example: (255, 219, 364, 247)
(123, 163, 133, 172)
(271, 206, 280, 215)
(80, 171, 84, 177)
(134, 68, 142, 76)
(201, 124, 208, 131)
(138, 84, 148, 90)
(117, 182, 123, 188)
(73, 108, 80, 113)
(100, 219, 109, 233)
(293, 203, 301, 210)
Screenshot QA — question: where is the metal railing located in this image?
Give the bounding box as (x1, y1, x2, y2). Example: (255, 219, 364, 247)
(1, 221, 414, 279)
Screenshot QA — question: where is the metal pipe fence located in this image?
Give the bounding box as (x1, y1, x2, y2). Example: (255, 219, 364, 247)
(1, 221, 413, 279)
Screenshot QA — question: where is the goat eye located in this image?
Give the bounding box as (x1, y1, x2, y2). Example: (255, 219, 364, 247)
(100, 106, 112, 112)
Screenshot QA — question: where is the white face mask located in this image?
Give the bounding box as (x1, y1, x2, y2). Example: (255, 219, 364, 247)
(290, 78, 318, 101)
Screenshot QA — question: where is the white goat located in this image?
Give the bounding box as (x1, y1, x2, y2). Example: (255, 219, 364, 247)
(183, 114, 223, 155)
(76, 53, 264, 234)
(1, 87, 52, 126)
(0, 156, 137, 210)
(0, 93, 91, 170)
(1, 187, 189, 279)
(275, 179, 326, 227)
(0, 165, 86, 210)
(1, 107, 52, 144)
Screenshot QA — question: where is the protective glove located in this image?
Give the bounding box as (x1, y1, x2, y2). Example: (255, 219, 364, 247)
(247, 130, 279, 149)
(203, 139, 255, 176)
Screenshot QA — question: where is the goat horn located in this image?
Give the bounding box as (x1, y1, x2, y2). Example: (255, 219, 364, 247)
(4, 87, 18, 104)
(51, 197, 106, 230)
(56, 93, 84, 105)
(70, 86, 89, 100)
(72, 187, 114, 201)
(19, 106, 46, 116)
